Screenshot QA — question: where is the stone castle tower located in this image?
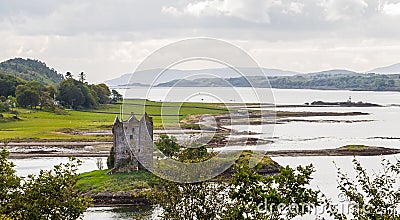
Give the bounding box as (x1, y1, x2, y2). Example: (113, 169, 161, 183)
(109, 112, 154, 174)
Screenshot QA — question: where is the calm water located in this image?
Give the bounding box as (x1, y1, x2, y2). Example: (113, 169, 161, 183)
(10, 88, 400, 219)
(226, 106, 400, 151)
(10, 157, 108, 176)
(117, 87, 400, 105)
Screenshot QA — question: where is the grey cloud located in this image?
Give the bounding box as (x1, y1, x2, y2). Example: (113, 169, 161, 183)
(0, 0, 399, 40)
(1, 0, 400, 83)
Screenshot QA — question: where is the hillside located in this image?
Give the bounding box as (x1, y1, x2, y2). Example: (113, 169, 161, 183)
(157, 72, 400, 91)
(0, 58, 63, 85)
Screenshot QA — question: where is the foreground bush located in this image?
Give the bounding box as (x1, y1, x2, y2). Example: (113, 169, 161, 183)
(0, 147, 92, 220)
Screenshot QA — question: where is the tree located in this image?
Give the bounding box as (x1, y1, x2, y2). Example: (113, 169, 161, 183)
(91, 84, 111, 104)
(65, 72, 73, 79)
(111, 89, 123, 103)
(58, 79, 85, 109)
(0, 147, 92, 219)
(154, 134, 181, 157)
(0, 74, 21, 97)
(58, 78, 111, 109)
(15, 85, 39, 108)
(325, 158, 400, 219)
(26, 81, 53, 110)
(0, 102, 8, 113)
(0, 147, 21, 215)
(78, 72, 86, 83)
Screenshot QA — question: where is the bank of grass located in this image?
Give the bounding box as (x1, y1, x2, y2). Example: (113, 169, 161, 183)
(75, 170, 161, 194)
(339, 145, 370, 151)
(0, 99, 229, 142)
(76, 151, 280, 194)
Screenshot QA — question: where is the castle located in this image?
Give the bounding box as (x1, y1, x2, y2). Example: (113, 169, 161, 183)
(108, 112, 154, 174)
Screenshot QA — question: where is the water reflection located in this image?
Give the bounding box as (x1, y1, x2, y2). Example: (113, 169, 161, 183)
(83, 205, 157, 220)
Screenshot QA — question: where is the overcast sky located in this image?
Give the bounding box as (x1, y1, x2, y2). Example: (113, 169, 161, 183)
(1, 0, 400, 83)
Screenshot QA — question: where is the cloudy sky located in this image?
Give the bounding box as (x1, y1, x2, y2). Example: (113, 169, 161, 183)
(1, 0, 400, 83)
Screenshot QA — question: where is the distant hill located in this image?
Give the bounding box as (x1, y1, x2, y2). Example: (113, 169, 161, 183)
(307, 69, 359, 76)
(0, 58, 63, 85)
(369, 63, 400, 74)
(104, 67, 300, 86)
(157, 72, 400, 91)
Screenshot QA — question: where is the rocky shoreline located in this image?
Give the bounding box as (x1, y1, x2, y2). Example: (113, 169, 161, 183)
(83, 192, 151, 206)
(266, 146, 400, 157)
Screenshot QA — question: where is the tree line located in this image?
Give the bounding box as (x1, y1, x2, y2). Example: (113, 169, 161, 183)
(0, 72, 122, 115)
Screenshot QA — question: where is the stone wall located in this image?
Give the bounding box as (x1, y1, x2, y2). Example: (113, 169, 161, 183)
(108, 113, 153, 174)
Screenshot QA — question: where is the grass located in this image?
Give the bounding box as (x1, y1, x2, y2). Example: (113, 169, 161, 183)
(0, 99, 229, 142)
(75, 169, 161, 194)
(75, 151, 280, 194)
(339, 145, 370, 151)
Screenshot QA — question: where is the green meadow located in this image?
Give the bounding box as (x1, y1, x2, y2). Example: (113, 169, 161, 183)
(0, 100, 228, 142)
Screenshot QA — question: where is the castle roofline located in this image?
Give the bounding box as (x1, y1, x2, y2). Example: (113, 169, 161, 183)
(140, 112, 153, 123)
(127, 112, 139, 123)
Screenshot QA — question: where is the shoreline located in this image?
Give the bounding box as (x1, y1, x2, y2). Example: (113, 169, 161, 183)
(8, 146, 400, 159)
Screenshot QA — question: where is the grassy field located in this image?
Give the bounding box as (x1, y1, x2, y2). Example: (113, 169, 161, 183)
(0, 99, 228, 142)
(75, 170, 160, 194)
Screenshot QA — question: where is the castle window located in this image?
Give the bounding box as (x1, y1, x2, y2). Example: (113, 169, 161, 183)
(130, 135, 133, 139)
(132, 128, 135, 133)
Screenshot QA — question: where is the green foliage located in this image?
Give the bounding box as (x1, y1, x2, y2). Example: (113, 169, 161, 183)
(154, 134, 181, 157)
(15, 81, 57, 110)
(325, 158, 400, 220)
(177, 144, 209, 161)
(91, 84, 111, 104)
(0, 101, 8, 113)
(227, 160, 319, 219)
(58, 78, 85, 108)
(0, 147, 21, 215)
(150, 179, 229, 220)
(58, 78, 111, 109)
(0, 58, 63, 85)
(267, 74, 400, 91)
(111, 89, 123, 103)
(151, 151, 320, 220)
(0, 148, 91, 219)
(0, 74, 23, 97)
(16, 85, 40, 108)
